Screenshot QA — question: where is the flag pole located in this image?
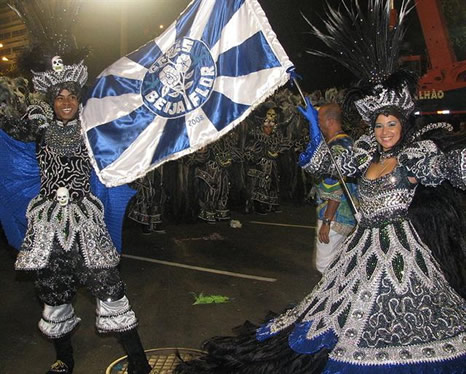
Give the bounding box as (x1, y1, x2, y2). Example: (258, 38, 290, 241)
(292, 78, 360, 220)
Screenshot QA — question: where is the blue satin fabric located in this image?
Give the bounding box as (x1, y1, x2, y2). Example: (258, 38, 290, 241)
(0, 130, 134, 252)
(91, 75, 142, 100)
(202, 90, 249, 132)
(90, 171, 135, 253)
(289, 321, 338, 354)
(256, 316, 466, 373)
(256, 320, 338, 354)
(322, 354, 466, 374)
(126, 38, 163, 69)
(200, 0, 245, 49)
(217, 31, 281, 77)
(298, 136, 323, 167)
(87, 106, 156, 170)
(175, 0, 203, 40)
(151, 116, 190, 163)
(0, 130, 39, 249)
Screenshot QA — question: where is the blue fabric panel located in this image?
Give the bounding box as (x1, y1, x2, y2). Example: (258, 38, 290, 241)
(216, 31, 281, 77)
(288, 321, 338, 354)
(0, 130, 40, 250)
(151, 116, 190, 163)
(87, 106, 156, 170)
(201, 90, 249, 132)
(200, 0, 245, 49)
(126, 40, 163, 69)
(89, 75, 142, 99)
(175, 0, 203, 40)
(90, 171, 135, 253)
(322, 353, 466, 374)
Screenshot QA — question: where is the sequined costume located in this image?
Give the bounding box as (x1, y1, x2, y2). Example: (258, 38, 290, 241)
(254, 132, 466, 372)
(3, 2, 151, 372)
(245, 125, 293, 213)
(128, 167, 165, 230)
(190, 133, 241, 223)
(0, 115, 139, 337)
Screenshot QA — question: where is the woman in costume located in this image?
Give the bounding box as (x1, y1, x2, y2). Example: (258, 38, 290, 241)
(0, 2, 151, 373)
(175, 0, 466, 372)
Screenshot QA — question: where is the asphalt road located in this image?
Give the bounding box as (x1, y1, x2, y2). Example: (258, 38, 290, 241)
(0, 202, 320, 374)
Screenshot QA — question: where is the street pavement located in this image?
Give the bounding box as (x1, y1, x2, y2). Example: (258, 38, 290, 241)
(0, 202, 320, 374)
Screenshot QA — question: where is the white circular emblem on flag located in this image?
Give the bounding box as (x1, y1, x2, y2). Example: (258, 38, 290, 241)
(142, 38, 216, 118)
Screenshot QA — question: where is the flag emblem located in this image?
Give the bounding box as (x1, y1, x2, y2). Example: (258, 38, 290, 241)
(82, 0, 293, 187)
(143, 38, 216, 118)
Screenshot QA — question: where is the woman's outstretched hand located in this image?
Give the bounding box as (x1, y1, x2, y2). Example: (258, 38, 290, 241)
(297, 97, 322, 167)
(298, 97, 319, 138)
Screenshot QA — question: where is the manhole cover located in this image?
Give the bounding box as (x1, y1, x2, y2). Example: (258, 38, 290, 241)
(106, 347, 205, 374)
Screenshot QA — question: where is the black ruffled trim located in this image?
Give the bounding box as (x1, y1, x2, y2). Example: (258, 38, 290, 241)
(174, 316, 329, 374)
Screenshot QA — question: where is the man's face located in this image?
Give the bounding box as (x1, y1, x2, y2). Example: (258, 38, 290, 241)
(54, 89, 79, 123)
(262, 120, 274, 135)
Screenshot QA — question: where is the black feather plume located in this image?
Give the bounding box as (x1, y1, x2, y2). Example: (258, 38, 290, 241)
(304, 0, 413, 85)
(8, 0, 88, 74)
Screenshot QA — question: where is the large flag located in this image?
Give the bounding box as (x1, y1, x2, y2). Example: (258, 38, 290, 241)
(81, 0, 294, 187)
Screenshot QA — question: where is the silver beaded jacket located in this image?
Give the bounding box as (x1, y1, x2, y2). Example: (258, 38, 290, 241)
(256, 129, 466, 367)
(14, 119, 119, 270)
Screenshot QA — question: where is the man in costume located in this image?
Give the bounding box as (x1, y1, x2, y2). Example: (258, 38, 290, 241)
(189, 132, 241, 223)
(245, 107, 293, 214)
(128, 167, 165, 234)
(312, 103, 357, 273)
(0, 2, 151, 373)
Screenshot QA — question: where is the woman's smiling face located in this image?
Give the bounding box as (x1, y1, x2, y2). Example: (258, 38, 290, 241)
(374, 114, 402, 151)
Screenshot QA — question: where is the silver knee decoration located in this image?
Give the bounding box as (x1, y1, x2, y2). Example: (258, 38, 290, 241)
(38, 303, 81, 338)
(95, 295, 138, 333)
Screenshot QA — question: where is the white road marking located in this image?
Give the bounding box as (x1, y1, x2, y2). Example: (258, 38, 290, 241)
(248, 221, 317, 229)
(122, 254, 277, 282)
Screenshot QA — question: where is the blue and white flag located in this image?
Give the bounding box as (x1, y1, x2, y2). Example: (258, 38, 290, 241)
(81, 0, 293, 187)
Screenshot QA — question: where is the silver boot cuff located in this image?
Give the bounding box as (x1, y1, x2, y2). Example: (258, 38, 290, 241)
(95, 295, 138, 333)
(38, 303, 81, 338)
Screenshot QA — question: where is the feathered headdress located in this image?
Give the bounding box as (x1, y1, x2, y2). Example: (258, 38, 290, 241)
(304, 0, 417, 124)
(8, 0, 88, 94)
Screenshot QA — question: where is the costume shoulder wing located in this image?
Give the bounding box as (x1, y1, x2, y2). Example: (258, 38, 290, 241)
(0, 130, 40, 249)
(399, 140, 466, 189)
(301, 133, 368, 179)
(352, 134, 375, 175)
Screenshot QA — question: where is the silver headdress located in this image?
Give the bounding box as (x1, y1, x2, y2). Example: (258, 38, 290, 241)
(32, 59, 88, 93)
(354, 84, 415, 123)
(304, 0, 417, 124)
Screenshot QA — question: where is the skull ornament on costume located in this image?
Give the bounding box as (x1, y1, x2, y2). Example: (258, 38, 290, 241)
(51, 56, 64, 73)
(266, 108, 277, 122)
(56, 187, 70, 206)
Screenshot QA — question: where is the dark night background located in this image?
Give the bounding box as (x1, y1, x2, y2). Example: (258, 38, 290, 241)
(73, 0, 465, 93)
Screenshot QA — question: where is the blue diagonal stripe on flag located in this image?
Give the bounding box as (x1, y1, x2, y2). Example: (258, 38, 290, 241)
(91, 75, 142, 99)
(199, 0, 245, 49)
(152, 116, 190, 163)
(81, 0, 293, 187)
(126, 40, 163, 69)
(216, 32, 281, 77)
